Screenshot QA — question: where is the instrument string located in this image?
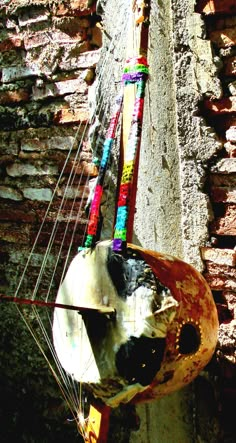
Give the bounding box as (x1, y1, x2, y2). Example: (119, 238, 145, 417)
(19, 9, 128, 303)
(12, 0, 156, 426)
(32, 307, 78, 407)
(15, 304, 80, 417)
(13, 6, 132, 422)
(57, 22, 128, 251)
(46, 17, 129, 291)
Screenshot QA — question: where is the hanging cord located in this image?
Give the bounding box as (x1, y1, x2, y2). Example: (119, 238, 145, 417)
(112, 56, 149, 253)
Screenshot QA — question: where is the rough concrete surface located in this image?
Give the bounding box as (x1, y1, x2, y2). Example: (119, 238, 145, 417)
(98, 0, 222, 442)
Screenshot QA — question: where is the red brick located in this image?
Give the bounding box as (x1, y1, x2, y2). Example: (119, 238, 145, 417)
(19, 151, 51, 160)
(224, 56, 236, 76)
(216, 302, 232, 323)
(25, 29, 88, 50)
(36, 201, 87, 223)
(0, 201, 38, 221)
(218, 323, 236, 367)
(24, 31, 50, 49)
(0, 154, 16, 164)
(225, 142, 236, 157)
(210, 27, 236, 48)
(204, 97, 236, 114)
(32, 78, 87, 101)
(210, 158, 236, 174)
(0, 223, 31, 244)
(0, 208, 36, 223)
(54, 107, 89, 124)
(210, 173, 236, 188)
(210, 186, 236, 203)
(18, 9, 49, 27)
(229, 80, 236, 96)
(210, 204, 236, 235)
(217, 320, 236, 363)
(226, 127, 236, 143)
(59, 47, 100, 71)
(0, 36, 23, 52)
(30, 221, 86, 248)
(223, 291, 236, 317)
(55, 28, 87, 42)
(53, 3, 70, 16)
(204, 273, 236, 291)
(61, 159, 98, 177)
(196, 0, 236, 15)
(71, 0, 91, 9)
(0, 89, 30, 105)
(90, 24, 102, 48)
(205, 261, 236, 278)
(210, 17, 236, 32)
(56, 184, 89, 199)
(53, 16, 91, 30)
(53, 0, 96, 16)
(201, 247, 236, 266)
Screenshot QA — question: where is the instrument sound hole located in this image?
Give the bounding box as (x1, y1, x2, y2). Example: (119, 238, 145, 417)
(178, 323, 201, 355)
(116, 336, 166, 386)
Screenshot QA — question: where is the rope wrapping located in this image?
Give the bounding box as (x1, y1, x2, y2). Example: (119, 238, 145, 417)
(113, 56, 149, 252)
(84, 93, 123, 248)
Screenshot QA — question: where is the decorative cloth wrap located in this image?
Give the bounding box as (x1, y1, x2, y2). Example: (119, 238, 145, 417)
(113, 56, 149, 252)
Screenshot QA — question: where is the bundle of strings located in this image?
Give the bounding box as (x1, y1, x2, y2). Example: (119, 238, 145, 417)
(11, 8, 131, 426)
(113, 56, 149, 253)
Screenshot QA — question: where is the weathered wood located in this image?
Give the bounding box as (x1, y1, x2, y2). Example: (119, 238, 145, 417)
(84, 403, 110, 443)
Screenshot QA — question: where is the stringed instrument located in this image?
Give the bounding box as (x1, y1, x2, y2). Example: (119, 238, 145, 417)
(53, 0, 218, 436)
(2, 1, 218, 442)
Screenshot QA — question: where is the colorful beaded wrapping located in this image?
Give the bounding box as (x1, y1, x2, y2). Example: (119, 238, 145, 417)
(84, 94, 123, 248)
(112, 56, 149, 252)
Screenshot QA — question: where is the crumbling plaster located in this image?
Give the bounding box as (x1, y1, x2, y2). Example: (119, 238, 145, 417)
(171, 0, 223, 270)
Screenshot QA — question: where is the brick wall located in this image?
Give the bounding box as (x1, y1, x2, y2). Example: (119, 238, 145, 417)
(0, 0, 101, 295)
(196, 1, 236, 439)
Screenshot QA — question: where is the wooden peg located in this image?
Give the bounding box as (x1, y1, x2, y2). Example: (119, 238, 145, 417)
(134, 1, 149, 26)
